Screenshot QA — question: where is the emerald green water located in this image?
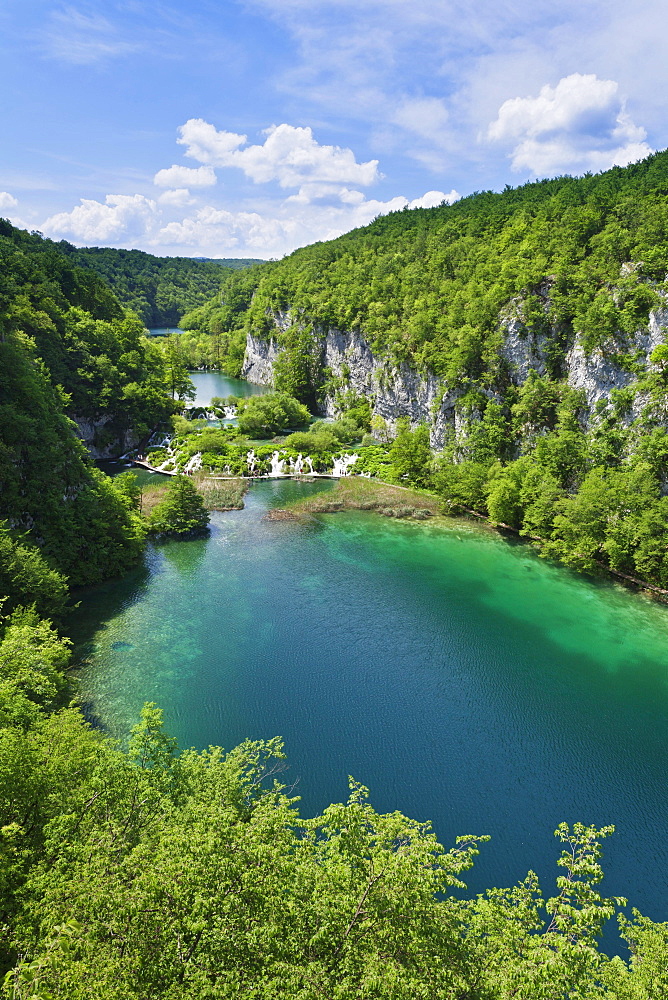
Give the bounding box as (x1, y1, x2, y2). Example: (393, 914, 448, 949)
(72, 479, 668, 933)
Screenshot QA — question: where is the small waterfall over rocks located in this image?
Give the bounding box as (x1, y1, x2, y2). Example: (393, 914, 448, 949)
(270, 451, 287, 476)
(332, 454, 358, 477)
(183, 452, 202, 474)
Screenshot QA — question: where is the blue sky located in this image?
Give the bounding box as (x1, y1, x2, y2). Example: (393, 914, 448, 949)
(1, 0, 665, 258)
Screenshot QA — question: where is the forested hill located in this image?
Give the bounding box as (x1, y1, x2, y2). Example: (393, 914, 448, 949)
(4, 213, 668, 997)
(241, 150, 668, 381)
(223, 151, 668, 589)
(0, 219, 174, 583)
(58, 244, 263, 327)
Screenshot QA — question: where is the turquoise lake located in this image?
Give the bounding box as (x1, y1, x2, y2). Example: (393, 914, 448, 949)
(77, 369, 668, 946)
(187, 370, 270, 406)
(72, 478, 668, 939)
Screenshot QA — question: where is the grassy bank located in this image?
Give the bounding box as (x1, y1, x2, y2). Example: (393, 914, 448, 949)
(138, 474, 248, 516)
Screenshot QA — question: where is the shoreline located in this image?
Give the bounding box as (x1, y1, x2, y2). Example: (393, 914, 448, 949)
(129, 461, 668, 603)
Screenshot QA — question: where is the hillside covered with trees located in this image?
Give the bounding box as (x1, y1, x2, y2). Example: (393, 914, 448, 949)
(184, 151, 668, 590)
(178, 262, 271, 371)
(240, 151, 668, 377)
(59, 244, 262, 327)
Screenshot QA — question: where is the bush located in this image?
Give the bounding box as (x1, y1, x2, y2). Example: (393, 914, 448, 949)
(236, 393, 310, 437)
(148, 476, 210, 536)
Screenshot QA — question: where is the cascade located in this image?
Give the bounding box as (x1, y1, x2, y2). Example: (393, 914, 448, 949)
(332, 453, 358, 477)
(246, 449, 257, 474)
(183, 452, 202, 474)
(270, 451, 287, 476)
(147, 431, 173, 450)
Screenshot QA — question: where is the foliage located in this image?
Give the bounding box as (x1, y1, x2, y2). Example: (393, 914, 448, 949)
(0, 526, 68, 620)
(0, 221, 176, 446)
(0, 331, 146, 585)
(158, 336, 196, 401)
(0, 608, 70, 727)
(181, 151, 668, 394)
(389, 419, 433, 487)
(0, 691, 666, 997)
(148, 475, 210, 536)
(180, 265, 270, 375)
(236, 392, 310, 437)
(61, 244, 261, 328)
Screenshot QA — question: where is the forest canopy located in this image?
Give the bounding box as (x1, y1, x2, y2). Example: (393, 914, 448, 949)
(59, 244, 262, 327)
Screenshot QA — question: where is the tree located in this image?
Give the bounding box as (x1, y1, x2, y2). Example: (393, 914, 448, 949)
(389, 418, 432, 486)
(486, 464, 523, 528)
(433, 460, 490, 514)
(162, 336, 195, 401)
(148, 475, 210, 536)
(370, 413, 390, 443)
(0, 525, 68, 619)
(236, 392, 310, 438)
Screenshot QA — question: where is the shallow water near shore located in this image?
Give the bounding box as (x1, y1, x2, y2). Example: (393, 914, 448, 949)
(70, 476, 668, 947)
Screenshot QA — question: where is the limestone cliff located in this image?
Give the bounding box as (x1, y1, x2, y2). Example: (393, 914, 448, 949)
(72, 415, 144, 460)
(241, 299, 668, 447)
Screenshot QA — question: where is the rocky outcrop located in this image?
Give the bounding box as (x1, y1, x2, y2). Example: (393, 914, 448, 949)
(498, 316, 551, 382)
(242, 332, 282, 386)
(242, 301, 668, 447)
(565, 307, 667, 419)
(242, 318, 461, 447)
(72, 415, 142, 460)
(319, 327, 460, 447)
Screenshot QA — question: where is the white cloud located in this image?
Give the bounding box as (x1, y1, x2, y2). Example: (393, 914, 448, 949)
(42, 194, 157, 244)
(39, 117, 460, 257)
(177, 119, 380, 188)
(487, 73, 653, 175)
(153, 186, 459, 257)
(175, 120, 247, 165)
(157, 188, 196, 207)
(408, 190, 458, 209)
(0, 192, 18, 210)
(153, 164, 217, 188)
(38, 183, 457, 258)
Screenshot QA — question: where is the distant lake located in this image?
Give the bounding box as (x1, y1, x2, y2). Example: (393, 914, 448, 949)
(146, 327, 185, 337)
(188, 370, 270, 406)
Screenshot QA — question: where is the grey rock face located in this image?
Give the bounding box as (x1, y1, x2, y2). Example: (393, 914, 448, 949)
(498, 316, 551, 382)
(566, 308, 667, 419)
(242, 300, 668, 446)
(72, 416, 141, 459)
(241, 331, 280, 385)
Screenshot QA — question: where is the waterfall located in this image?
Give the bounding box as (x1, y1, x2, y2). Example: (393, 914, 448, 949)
(305, 456, 314, 474)
(246, 449, 257, 474)
(183, 452, 202, 474)
(224, 405, 237, 418)
(270, 451, 287, 476)
(148, 430, 173, 450)
(332, 453, 358, 477)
